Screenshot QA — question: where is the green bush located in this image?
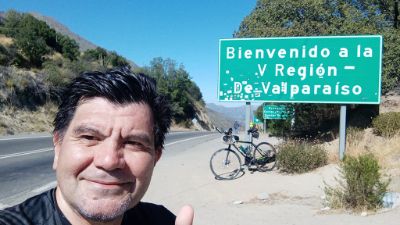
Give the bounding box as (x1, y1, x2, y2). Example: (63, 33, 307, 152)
(372, 112, 400, 137)
(325, 154, 390, 210)
(277, 140, 327, 173)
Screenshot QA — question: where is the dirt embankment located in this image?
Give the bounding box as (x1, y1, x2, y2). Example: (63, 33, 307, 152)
(380, 89, 400, 114)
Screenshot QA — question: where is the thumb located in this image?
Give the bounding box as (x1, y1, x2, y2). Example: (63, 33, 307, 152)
(175, 205, 194, 225)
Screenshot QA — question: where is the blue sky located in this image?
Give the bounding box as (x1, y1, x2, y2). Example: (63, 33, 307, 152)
(2, 0, 257, 106)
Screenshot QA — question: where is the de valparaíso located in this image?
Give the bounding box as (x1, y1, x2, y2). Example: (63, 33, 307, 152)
(232, 82, 363, 98)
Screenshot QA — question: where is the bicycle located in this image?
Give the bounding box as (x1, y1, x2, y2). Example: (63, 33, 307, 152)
(210, 127, 277, 180)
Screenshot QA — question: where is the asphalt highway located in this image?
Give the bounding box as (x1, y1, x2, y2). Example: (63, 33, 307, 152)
(0, 131, 218, 208)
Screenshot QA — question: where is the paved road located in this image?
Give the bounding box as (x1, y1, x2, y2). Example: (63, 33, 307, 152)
(0, 135, 53, 156)
(0, 131, 218, 208)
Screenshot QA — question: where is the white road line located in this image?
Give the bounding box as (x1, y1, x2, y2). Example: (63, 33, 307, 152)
(0, 147, 53, 159)
(0, 135, 51, 141)
(165, 134, 215, 146)
(32, 181, 57, 194)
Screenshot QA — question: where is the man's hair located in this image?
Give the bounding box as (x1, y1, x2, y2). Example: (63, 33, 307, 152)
(53, 67, 172, 149)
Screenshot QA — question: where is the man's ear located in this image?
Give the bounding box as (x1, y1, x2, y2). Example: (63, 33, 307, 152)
(52, 132, 62, 170)
(154, 147, 162, 166)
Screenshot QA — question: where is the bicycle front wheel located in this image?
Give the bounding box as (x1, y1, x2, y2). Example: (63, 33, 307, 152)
(253, 142, 277, 172)
(210, 148, 242, 180)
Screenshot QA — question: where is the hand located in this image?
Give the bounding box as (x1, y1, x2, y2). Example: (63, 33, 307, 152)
(175, 205, 194, 225)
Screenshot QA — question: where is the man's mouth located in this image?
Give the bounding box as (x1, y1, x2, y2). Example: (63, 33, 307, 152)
(85, 179, 131, 190)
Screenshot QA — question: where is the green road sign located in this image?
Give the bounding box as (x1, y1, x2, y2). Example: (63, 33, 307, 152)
(219, 35, 382, 104)
(263, 105, 294, 119)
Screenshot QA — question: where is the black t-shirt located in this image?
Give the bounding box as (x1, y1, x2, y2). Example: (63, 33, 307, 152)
(0, 188, 175, 225)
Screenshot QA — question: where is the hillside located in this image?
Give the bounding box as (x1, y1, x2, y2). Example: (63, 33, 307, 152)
(30, 12, 138, 69)
(30, 12, 97, 51)
(380, 85, 400, 113)
(0, 10, 214, 135)
(207, 103, 246, 122)
(205, 107, 235, 130)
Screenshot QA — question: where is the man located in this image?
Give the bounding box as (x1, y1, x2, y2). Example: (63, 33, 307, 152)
(0, 68, 194, 225)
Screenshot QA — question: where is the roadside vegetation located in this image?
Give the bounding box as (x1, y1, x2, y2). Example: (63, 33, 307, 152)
(275, 112, 399, 211)
(0, 10, 205, 135)
(324, 154, 390, 211)
(372, 112, 400, 138)
(326, 113, 400, 170)
(0, 103, 57, 135)
(277, 140, 327, 173)
(322, 113, 400, 211)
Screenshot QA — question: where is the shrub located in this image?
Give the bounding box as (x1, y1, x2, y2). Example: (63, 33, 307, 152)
(372, 112, 400, 137)
(0, 67, 49, 109)
(277, 140, 327, 173)
(325, 154, 390, 210)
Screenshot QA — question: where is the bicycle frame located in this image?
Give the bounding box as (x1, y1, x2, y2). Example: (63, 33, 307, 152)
(227, 139, 257, 161)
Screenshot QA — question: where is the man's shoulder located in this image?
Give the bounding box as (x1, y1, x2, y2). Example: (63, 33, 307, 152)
(0, 189, 58, 225)
(122, 202, 176, 225)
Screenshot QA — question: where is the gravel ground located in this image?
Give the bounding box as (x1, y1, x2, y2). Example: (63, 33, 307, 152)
(143, 133, 400, 225)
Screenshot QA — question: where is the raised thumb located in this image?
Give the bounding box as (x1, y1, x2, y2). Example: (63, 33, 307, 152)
(175, 205, 194, 225)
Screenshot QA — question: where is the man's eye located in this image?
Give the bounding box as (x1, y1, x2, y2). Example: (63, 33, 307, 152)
(82, 135, 96, 141)
(125, 141, 138, 146)
(124, 141, 146, 150)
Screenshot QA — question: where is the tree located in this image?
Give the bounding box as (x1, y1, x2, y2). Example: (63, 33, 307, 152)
(108, 51, 130, 67)
(235, 0, 398, 137)
(1, 10, 23, 37)
(82, 48, 129, 69)
(58, 35, 80, 61)
(235, 0, 399, 93)
(9, 13, 51, 67)
(1, 11, 81, 66)
(141, 57, 204, 124)
(15, 34, 49, 67)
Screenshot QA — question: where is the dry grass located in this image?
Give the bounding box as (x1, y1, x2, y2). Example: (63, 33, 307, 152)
(0, 103, 57, 135)
(0, 35, 13, 46)
(324, 128, 400, 168)
(350, 129, 398, 171)
(0, 102, 197, 134)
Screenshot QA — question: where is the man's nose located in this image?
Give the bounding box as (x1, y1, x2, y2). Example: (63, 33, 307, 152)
(93, 140, 125, 170)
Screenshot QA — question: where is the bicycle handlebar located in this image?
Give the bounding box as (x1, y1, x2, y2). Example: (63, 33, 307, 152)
(216, 127, 258, 136)
(215, 127, 232, 135)
(247, 126, 258, 134)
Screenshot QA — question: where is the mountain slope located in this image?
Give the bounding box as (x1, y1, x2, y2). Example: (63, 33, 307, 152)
(29, 12, 138, 68)
(30, 12, 97, 51)
(205, 107, 235, 130)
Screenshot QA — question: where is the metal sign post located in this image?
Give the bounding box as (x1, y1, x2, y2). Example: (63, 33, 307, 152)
(263, 119, 267, 133)
(245, 102, 251, 144)
(339, 105, 347, 160)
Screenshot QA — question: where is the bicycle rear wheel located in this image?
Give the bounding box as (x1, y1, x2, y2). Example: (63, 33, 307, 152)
(253, 142, 277, 172)
(210, 148, 242, 180)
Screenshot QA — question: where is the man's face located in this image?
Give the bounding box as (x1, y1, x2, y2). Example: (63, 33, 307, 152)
(53, 97, 161, 222)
